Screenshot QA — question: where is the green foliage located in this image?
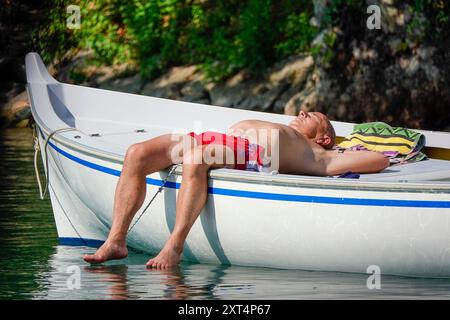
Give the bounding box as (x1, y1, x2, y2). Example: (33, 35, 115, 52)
(69, 69, 88, 83)
(34, 0, 450, 81)
(275, 12, 317, 58)
(78, 0, 132, 65)
(37, 0, 318, 81)
(235, 0, 274, 72)
(411, 0, 449, 42)
(310, 29, 336, 68)
(32, 0, 80, 64)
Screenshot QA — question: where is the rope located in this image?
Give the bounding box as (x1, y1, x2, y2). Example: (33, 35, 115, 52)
(32, 125, 88, 244)
(33, 133, 44, 199)
(34, 126, 80, 200)
(128, 164, 179, 233)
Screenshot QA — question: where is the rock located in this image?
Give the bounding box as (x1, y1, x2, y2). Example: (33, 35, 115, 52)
(312, 0, 329, 27)
(98, 73, 142, 94)
(141, 83, 182, 99)
(284, 87, 317, 116)
(405, 56, 419, 76)
(269, 55, 314, 86)
(15, 119, 30, 128)
(159, 65, 198, 86)
(284, 92, 302, 116)
(11, 99, 31, 120)
(208, 55, 314, 112)
(225, 70, 250, 87)
(300, 91, 318, 112)
(180, 81, 209, 103)
(1, 90, 31, 127)
(303, 1, 450, 131)
(422, 64, 440, 88)
(208, 80, 288, 112)
(273, 82, 304, 113)
(417, 46, 436, 60)
(237, 84, 284, 111)
(141, 65, 202, 100)
(208, 84, 246, 108)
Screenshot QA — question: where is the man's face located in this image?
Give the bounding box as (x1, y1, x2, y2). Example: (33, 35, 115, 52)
(290, 110, 329, 139)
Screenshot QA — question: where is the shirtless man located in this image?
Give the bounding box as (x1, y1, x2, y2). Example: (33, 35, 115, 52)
(83, 110, 389, 268)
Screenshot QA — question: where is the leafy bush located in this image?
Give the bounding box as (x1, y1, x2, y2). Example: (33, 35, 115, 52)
(35, 0, 317, 80)
(411, 0, 449, 42)
(275, 12, 317, 58)
(32, 0, 81, 64)
(78, 0, 132, 65)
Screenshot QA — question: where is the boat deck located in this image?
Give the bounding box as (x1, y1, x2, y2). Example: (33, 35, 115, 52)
(357, 158, 450, 182)
(71, 119, 450, 183)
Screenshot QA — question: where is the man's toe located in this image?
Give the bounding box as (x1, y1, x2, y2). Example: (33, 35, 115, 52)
(83, 254, 95, 262)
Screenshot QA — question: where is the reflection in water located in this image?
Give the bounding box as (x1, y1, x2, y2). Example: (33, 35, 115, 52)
(83, 262, 225, 300)
(2, 128, 450, 300)
(84, 265, 130, 300)
(151, 264, 230, 300)
(28, 245, 450, 300)
(35, 246, 238, 300)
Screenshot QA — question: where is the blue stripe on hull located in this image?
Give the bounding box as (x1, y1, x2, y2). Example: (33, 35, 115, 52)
(208, 187, 449, 208)
(59, 237, 104, 247)
(48, 141, 450, 208)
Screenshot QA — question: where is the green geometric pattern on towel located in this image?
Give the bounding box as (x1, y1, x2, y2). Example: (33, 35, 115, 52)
(353, 122, 423, 144)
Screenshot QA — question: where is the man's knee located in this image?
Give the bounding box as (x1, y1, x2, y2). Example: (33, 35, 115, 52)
(125, 143, 148, 164)
(182, 147, 210, 177)
(182, 146, 204, 166)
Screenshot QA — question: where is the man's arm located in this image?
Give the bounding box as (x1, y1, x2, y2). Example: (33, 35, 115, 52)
(324, 150, 390, 176)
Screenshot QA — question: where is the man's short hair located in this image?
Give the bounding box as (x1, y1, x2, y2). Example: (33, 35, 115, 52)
(323, 120, 336, 150)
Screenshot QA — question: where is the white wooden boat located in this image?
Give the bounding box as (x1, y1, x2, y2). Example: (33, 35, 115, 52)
(25, 52, 450, 278)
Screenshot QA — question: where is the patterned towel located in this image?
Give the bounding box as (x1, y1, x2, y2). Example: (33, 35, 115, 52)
(337, 122, 428, 165)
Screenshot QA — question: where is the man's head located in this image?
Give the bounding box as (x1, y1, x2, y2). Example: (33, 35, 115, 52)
(289, 110, 335, 149)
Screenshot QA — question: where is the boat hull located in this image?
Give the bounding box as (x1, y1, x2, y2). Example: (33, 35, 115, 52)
(39, 130, 450, 278)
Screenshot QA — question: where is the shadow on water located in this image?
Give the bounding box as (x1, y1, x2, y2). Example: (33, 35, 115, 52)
(2, 128, 450, 300)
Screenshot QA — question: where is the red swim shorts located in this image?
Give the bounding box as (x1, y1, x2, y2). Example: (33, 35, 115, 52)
(187, 131, 264, 170)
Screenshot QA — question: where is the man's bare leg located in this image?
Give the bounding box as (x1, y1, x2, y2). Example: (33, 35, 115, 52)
(146, 145, 233, 268)
(83, 134, 185, 264)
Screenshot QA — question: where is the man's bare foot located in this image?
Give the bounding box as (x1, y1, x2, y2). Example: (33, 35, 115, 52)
(146, 244, 182, 269)
(83, 241, 128, 264)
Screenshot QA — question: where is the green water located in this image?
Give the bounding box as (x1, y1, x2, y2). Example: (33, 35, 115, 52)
(1, 128, 450, 300)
